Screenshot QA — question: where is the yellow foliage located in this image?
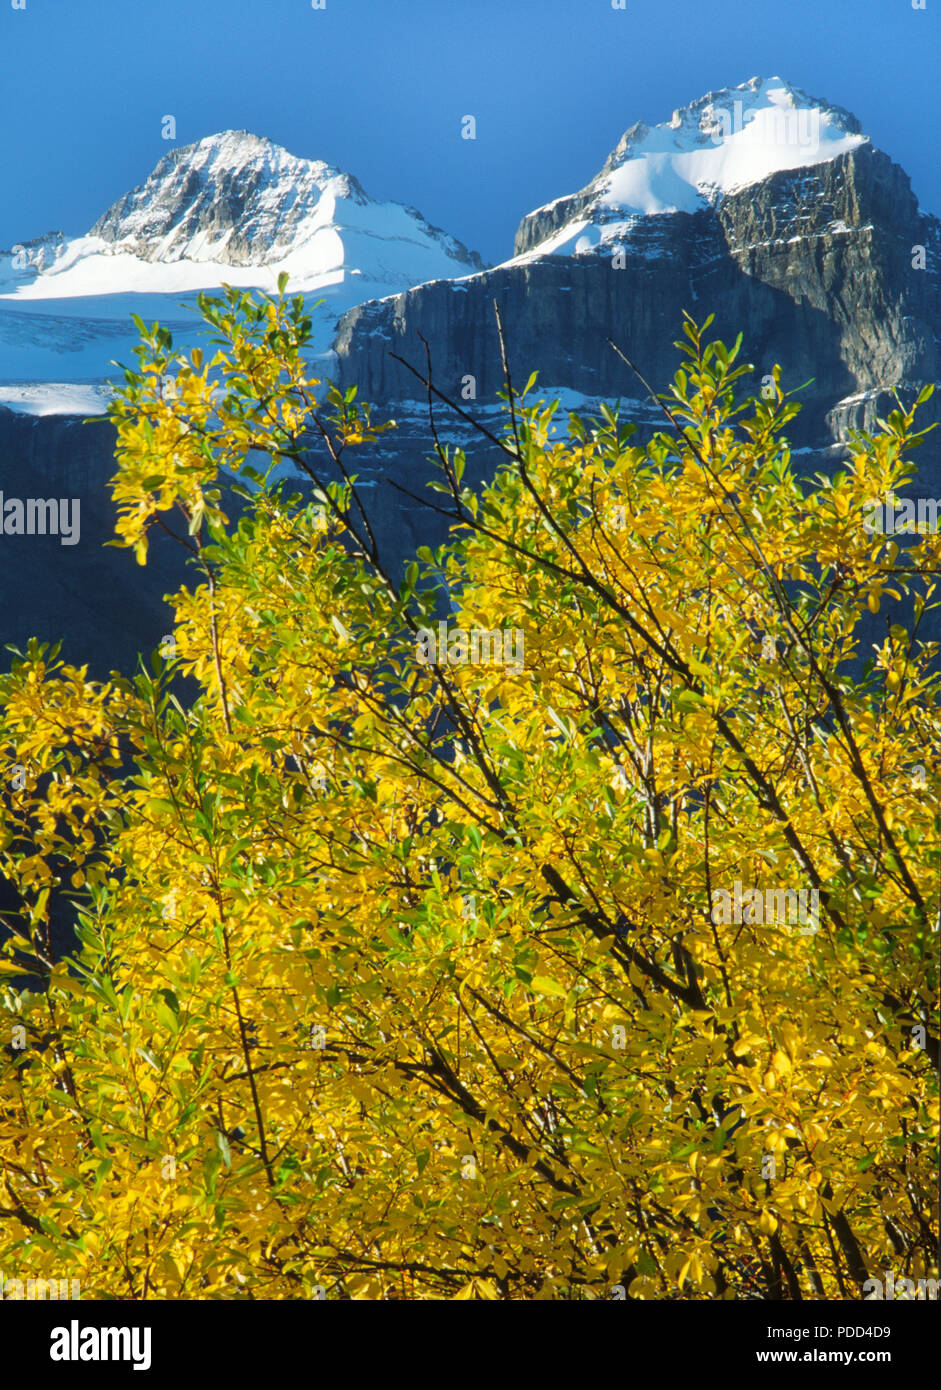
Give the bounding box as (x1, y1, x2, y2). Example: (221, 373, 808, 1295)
(0, 299, 936, 1300)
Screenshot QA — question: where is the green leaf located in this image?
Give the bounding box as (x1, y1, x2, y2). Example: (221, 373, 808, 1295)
(531, 975, 566, 998)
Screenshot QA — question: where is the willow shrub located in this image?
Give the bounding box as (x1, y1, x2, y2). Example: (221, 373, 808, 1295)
(0, 285, 937, 1299)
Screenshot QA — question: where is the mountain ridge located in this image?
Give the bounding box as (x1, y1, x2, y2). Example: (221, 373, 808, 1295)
(2, 77, 940, 673)
(332, 77, 940, 485)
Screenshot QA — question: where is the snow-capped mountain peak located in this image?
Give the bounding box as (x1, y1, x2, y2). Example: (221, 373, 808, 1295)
(1, 129, 483, 295)
(87, 130, 371, 266)
(660, 75, 860, 152)
(0, 130, 487, 409)
(515, 77, 870, 257)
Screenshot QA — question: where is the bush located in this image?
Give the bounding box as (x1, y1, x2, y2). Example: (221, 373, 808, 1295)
(0, 290, 937, 1299)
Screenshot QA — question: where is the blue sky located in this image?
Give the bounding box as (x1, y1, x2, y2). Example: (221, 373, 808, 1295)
(1, 0, 937, 264)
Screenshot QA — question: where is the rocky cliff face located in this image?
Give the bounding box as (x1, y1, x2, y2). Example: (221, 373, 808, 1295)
(0, 407, 190, 677)
(334, 147, 941, 482)
(334, 80, 941, 490)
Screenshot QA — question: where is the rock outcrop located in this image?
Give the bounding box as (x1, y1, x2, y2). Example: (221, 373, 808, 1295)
(334, 80, 941, 490)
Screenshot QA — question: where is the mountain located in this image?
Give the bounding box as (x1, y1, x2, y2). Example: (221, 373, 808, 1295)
(334, 77, 941, 486)
(512, 76, 867, 251)
(0, 132, 485, 672)
(2, 83, 940, 675)
(0, 130, 484, 414)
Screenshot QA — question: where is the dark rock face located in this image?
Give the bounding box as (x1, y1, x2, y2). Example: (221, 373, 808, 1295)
(334, 146, 941, 490)
(0, 408, 190, 678)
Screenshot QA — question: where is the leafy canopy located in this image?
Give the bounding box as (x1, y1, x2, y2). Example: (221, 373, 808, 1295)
(0, 285, 937, 1300)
